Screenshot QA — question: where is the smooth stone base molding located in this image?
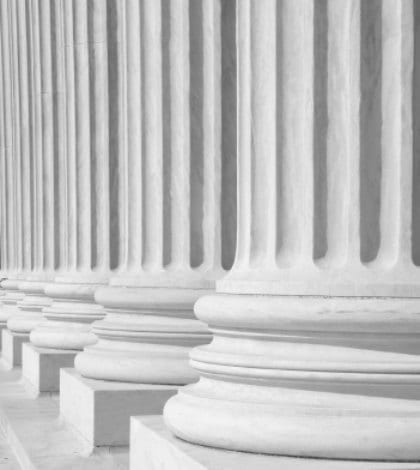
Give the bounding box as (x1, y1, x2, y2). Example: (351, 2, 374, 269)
(130, 416, 419, 470)
(164, 295, 420, 461)
(75, 286, 212, 384)
(22, 343, 77, 393)
(6, 280, 51, 345)
(0, 279, 26, 332)
(30, 274, 108, 350)
(60, 368, 178, 446)
(1, 329, 28, 367)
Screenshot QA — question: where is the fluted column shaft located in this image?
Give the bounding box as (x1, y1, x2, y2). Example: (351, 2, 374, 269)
(164, 0, 420, 461)
(30, 0, 116, 351)
(74, 0, 237, 384)
(7, 0, 58, 337)
(0, 0, 26, 325)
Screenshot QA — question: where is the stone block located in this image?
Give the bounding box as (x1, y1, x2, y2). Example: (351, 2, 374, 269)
(129, 415, 419, 470)
(22, 343, 77, 393)
(60, 368, 178, 446)
(2, 329, 28, 367)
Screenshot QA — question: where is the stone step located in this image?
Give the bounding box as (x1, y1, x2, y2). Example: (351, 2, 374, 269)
(130, 415, 420, 470)
(0, 429, 20, 469)
(0, 361, 128, 470)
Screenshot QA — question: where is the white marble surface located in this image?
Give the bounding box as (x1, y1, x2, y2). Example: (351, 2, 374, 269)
(131, 415, 420, 470)
(60, 368, 178, 446)
(164, 0, 420, 461)
(0, 362, 128, 470)
(0, 432, 19, 470)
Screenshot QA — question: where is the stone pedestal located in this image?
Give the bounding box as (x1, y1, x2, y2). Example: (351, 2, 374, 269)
(22, 343, 76, 393)
(60, 368, 178, 446)
(2, 329, 27, 367)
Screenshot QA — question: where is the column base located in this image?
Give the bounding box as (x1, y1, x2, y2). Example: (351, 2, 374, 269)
(130, 415, 417, 470)
(60, 368, 178, 446)
(164, 294, 420, 461)
(1, 329, 29, 367)
(22, 343, 77, 393)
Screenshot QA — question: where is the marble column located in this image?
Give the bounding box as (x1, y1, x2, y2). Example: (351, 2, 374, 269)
(6, 0, 58, 352)
(30, 0, 113, 354)
(60, 0, 236, 446)
(163, 0, 420, 462)
(0, 0, 26, 350)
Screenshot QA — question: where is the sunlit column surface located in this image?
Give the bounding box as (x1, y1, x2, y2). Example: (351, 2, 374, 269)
(164, 0, 420, 461)
(30, 0, 115, 351)
(74, 0, 237, 384)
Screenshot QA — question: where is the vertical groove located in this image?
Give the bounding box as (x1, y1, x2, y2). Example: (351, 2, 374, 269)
(0, 11, 7, 269)
(324, 0, 360, 266)
(142, 0, 163, 269)
(249, 0, 277, 268)
(220, 0, 237, 271)
(170, 0, 190, 267)
(234, 0, 251, 270)
(277, 0, 314, 265)
(125, 0, 142, 270)
(39, 0, 55, 271)
(313, 0, 328, 260)
(54, 0, 67, 270)
(90, 0, 110, 270)
(377, 0, 414, 265)
(413, 0, 420, 264)
(117, 0, 127, 270)
(360, 0, 381, 263)
(17, 0, 32, 271)
(64, 0, 76, 271)
(51, 0, 61, 270)
(1, 0, 17, 270)
(189, 0, 204, 268)
(10, 0, 24, 271)
(74, 0, 91, 269)
(107, 0, 120, 270)
(29, 0, 43, 272)
(162, 0, 171, 267)
(201, 0, 221, 270)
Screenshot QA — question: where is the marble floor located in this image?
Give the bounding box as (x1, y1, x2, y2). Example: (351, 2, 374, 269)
(0, 361, 128, 470)
(0, 433, 19, 470)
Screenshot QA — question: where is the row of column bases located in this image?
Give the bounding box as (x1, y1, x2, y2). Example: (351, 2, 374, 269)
(0, 0, 420, 465)
(0, 270, 419, 463)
